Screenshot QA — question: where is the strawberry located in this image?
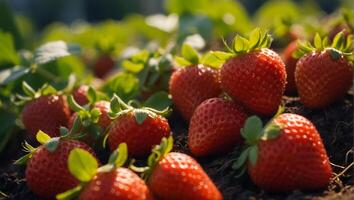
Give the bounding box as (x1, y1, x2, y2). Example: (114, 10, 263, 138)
(169, 44, 221, 121)
(294, 32, 353, 108)
(283, 41, 299, 95)
(233, 113, 332, 192)
(57, 144, 152, 200)
(188, 98, 247, 156)
(72, 85, 89, 106)
(15, 131, 97, 199)
(220, 28, 286, 115)
(20, 82, 71, 137)
(138, 137, 222, 200)
(93, 54, 115, 78)
(107, 95, 171, 157)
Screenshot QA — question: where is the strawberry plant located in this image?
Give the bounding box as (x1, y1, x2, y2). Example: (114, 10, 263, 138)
(0, 1, 353, 200)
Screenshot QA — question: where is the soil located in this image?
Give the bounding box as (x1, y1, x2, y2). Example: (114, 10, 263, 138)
(0, 94, 353, 200)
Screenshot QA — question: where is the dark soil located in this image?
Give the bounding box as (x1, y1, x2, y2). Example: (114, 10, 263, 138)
(1, 94, 353, 200)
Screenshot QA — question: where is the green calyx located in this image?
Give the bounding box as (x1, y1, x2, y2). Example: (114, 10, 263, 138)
(130, 136, 173, 181)
(109, 94, 170, 125)
(57, 143, 128, 200)
(174, 43, 201, 67)
(14, 81, 58, 105)
(199, 28, 272, 69)
(14, 130, 66, 165)
(293, 31, 354, 61)
(232, 107, 284, 176)
(67, 92, 102, 128)
(224, 28, 273, 55)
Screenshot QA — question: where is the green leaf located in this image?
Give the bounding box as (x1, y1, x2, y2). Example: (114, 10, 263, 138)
(174, 56, 191, 66)
(110, 95, 121, 114)
(90, 108, 101, 123)
(0, 66, 29, 85)
(249, 28, 262, 49)
(201, 51, 233, 69)
(314, 33, 322, 49)
(44, 137, 60, 152)
(322, 37, 328, 48)
(34, 41, 81, 65)
(101, 73, 139, 101)
(56, 185, 82, 200)
(67, 95, 85, 112)
(87, 86, 97, 105)
(122, 60, 144, 73)
(22, 81, 36, 97)
(144, 91, 172, 111)
(108, 143, 128, 167)
(36, 130, 51, 145)
(68, 148, 98, 182)
(261, 123, 282, 140)
(248, 145, 258, 166)
(134, 109, 148, 125)
(241, 116, 263, 145)
(40, 84, 57, 96)
(232, 147, 250, 170)
(14, 153, 31, 165)
(331, 31, 345, 50)
(233, 35, 249, 52)
(0, 31, 19, 65)
(181, 43, 199, 64)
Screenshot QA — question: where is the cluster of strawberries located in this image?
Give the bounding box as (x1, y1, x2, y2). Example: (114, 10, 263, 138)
(16, 28, 352, 200)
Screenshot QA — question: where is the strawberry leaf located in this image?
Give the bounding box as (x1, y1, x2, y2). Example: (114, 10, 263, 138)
(40, 84, 57, 96)
(331, 31, 345, 50)
(249, 28, 262, 49)
(181, 43, 199, 65)
(22, 81, 36, 98)
(122, 60, 144, 73)
(232, 147, 250, 170)
(174, 56, 191, 66)
(144, 91, 172, 111)
(87, 86, 97, 105)
(201, 51, 233, 68)
(248, 145, 258, 166)
(0, 66, 30, 86)
(314, 33, 323, 49)
(36, 130, 51, 145)
(68, 148, 98, 182)
(108, 143, 128, 168)
(90, 108, 101, 123)
(56, 185, 82, 200)
(134, 109, 148, 125)
(44, 137, 60, 152)
(68, 95, 85, 112)
(233, 35, 249, 52)
(241, 116, 263, 145)
(34, 41, 80, 65)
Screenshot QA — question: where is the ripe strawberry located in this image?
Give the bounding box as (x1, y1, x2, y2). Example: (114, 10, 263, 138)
(93, 100, 112, 128)
(283, 41, 299, 95)
(57, 144, 152, 200)
(233, 113, 332, 192)
(108, 95, 171, 157)
(294, 32, 353, 108)
(15, 131, 97, 199)
(22, 94, 71, 137)
(188, 98, 247, 156)
(72, 85, 89, 106)
(140, 137, 222, 200)
(80, 168, 152, 200)
(93, 54, 115, 78)
(169, 65, 221, 121)
(220, 29, 286, 115)
(169, 43, 221, 121)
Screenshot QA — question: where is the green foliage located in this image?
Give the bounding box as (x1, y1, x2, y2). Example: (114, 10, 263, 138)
(101, 73, 140, 102)
(68, 148, 98, 182)
(0, 31, 19, 67)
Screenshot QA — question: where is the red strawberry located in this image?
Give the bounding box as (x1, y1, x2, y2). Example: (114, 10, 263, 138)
(22, 95, 71, 137)
(93, 54, 115, 78)
(294, 32, 353, 108)
(21, 133, 97, 199)
(108, 111, 170, 157)
(108, 95, 171, 157)
(58, 143, 152, 200)
(283, 41, 299, 95)
(79, 168, 152, 200)
(94, 100, 112, 129)
(144, 137, 222, 200)
(169, 64, 221, 121)
(188, 98, 247, 156)
(220, 29, 286, 115)
(72, 85, 89, 106)
(234, 113, 332, 192)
